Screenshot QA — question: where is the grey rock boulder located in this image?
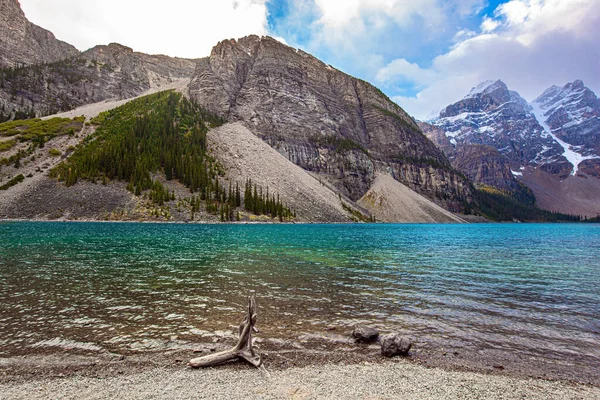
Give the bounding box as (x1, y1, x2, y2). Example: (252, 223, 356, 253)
(380, 333, 412, 357)
(352, 325, 379, 343)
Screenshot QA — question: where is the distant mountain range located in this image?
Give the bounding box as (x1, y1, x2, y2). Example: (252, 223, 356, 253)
(424, 79, 600, 217)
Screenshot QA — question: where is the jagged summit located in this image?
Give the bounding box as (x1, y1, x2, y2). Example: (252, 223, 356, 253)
(531, 80, 600, 176)
(431, 79, 566, 175)
(0, 0, 79, 66)
(189, 34, 470, 208)
(465, 79, 506, 99)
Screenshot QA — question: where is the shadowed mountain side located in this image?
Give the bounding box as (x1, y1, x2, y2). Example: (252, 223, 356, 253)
(518, 168, 600, 218)
(358, 173, 465, 223)
(189, 35, 471, 210)
(208, 123, 353, 222)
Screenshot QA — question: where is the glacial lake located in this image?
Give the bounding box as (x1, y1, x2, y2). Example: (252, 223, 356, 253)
(0, 222, 599, 375)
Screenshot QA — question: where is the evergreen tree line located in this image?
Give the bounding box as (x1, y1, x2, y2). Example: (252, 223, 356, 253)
(51, 91, 226, 208)
(469, 188, 582, 222)
(50, 90, 295, 222)
(243, 178, 295, 221)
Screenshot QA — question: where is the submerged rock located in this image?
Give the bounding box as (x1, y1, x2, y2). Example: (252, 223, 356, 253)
(352, 325, 379, 343)
(380, 334, 412, 357)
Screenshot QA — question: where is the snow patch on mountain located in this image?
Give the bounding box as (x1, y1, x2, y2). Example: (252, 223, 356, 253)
(530, 102, 599, 175)
(465, 80, 497, 98)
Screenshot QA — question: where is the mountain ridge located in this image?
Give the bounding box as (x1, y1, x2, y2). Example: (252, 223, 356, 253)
(427, 78, 600, 217)
(0, 0, 79, 67)
(189, 35, 471, 210)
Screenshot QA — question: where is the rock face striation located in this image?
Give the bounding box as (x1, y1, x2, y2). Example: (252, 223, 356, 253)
(0, 0, 78, 67)
(452, 145, 520, 192)
(531, 80, 600, 177)
(430, 79, 569, 177)
(428, 79, 600, 217)
(0, 42, 198, 118)
(189, 35, 470, 209)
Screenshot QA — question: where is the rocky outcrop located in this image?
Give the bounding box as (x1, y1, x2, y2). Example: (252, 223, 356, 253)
(0, 0, 78, 67)
(189, 35, 470, 210)
(419, 121, 456, 159)
(531, 80, 600, 177)
(452, 145, 520, 192)
(0, 43, 198, 118)
(430, 80, 568, 176)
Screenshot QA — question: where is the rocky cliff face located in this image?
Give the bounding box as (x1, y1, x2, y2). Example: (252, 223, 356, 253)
(189, 35, 470, 208)
(421, 121, 519, 192)
(428, 79, 600, 217)
(0, 0, 78, 67)
(0, 43, 198, 118)
(531, 80, 600, 177)
(452, 145, 520, 192)
(430, 80, 570, 177)
(0, 0, 198, 120)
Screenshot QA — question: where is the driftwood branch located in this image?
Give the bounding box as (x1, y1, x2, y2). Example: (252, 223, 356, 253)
(189, 296, 262, 368)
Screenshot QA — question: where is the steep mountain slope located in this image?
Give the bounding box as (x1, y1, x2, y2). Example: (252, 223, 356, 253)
(428, 79, 600, 218)
(430, 80, 569, 176)
(0, 89, 466, 223)
(531, 80, 600, 177)
(0, 0, 199, 122)
(357, 173, 465, 223)
(452, 145, 520, 192)
(0, 0, 78, 67)
(420, 121, 521, 192)
(0, 43, 197, 120)
(207, 123, 353, 222)
(189, 35, 471, 211)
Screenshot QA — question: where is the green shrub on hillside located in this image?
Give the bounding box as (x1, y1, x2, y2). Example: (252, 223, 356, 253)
(51, 91, 227, 207)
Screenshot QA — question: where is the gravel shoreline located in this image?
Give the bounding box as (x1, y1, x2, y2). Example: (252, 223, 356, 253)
(1, 359, 598, 400)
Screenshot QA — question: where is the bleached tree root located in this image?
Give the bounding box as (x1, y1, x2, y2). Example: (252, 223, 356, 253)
(189, 296, 262, 368)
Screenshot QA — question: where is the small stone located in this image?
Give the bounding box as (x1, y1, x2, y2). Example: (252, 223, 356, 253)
(325, 326, 336, 331)
(352, 325, 379, 343)
(380, 334, 412, 357)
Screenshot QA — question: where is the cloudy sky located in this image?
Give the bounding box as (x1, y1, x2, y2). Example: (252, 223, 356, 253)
(19, 0, 600, 120)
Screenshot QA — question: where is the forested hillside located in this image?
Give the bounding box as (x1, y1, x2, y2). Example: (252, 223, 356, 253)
(49, 91, 293, 221)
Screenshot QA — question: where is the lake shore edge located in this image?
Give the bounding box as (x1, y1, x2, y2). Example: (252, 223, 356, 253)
(1, 352, 598, 400)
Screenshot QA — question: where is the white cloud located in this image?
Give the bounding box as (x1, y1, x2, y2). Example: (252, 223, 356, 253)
(376, 58, 437, 86)
(19, 0, 269, 58)
(389, 0, 600, 120)
(480, 17, 500, 33)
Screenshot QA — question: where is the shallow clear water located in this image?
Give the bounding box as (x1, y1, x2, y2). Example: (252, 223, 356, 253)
(0, 222, 598, 368)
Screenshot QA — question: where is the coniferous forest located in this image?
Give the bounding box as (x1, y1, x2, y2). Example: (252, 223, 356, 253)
(50, 91, 294, 221)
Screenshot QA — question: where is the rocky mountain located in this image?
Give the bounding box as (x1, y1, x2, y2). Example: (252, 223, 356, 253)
(189, 35, 470, 209)
(430, 79, 570, 177)
(0, 0, 198, 121)
(0, 0, 78, 67)
(420, 121, 520, 192)
(428, 79, 600, 217)
(0, 43, 198, 120)
(531, 80, 600, 177)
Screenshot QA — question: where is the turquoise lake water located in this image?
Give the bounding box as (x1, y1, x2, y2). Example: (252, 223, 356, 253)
(0, 222, 598, 370)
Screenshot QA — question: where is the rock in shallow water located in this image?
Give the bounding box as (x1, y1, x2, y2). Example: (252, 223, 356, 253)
(352, 325, 379, 343)
(380, 334, 412, 357)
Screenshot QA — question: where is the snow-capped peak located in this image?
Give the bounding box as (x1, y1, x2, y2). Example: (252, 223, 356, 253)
(465, 79, 506, 99)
